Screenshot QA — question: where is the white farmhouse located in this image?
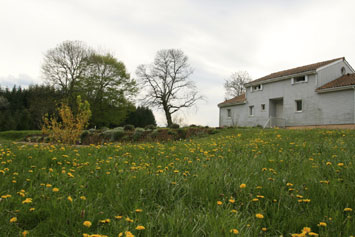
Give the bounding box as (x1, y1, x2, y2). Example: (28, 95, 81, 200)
(218, 57, 355, 128)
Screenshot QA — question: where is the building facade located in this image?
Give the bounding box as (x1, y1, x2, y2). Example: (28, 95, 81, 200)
(218, 57, 355, 128)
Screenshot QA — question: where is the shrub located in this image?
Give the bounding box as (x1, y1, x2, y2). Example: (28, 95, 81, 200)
(145, 124, 156, 130)
(112, 130, 125, 141)
(42, 96, 91, 144)
(124, 124, 135, 131)
(133, 128, 145, 141)
(177, 128, 187, 139)
(102, 130, 115, 141)
(170, 123, 180, 129)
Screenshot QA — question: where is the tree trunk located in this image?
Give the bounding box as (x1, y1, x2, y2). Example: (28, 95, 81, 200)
(163, 105, 173, 127)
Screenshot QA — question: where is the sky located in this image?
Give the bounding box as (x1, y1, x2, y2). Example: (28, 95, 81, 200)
(1, 0, 355, 126)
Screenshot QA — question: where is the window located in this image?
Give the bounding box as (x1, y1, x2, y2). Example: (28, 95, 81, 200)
(227, 109, 231, 117)
(261, 104, 265, 111)
(249, 106, 254, 116)
(295, 100, 302, 112)
(295, 76, 306, 83)
(341, 67, 346, 75)
(253, 84, 262, 91)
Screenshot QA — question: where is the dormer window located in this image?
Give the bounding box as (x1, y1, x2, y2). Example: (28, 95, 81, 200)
(341, 67, 346, 75)
(295, 76, 306, 82)
(252, 84, 263, 91)
(291, 75, 308, 84)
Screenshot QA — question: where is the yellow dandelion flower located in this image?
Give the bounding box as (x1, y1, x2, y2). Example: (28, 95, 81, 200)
(240, 183, 246, 189)
(67, 196, 73, 202)
(136, 225, 145, 230)
(135, 209, 143, 213)
(10, 217, 17, 223)
(29, 208, 35, 211)
(83, 221, 92, 227)
(229, 199, 235, 203)
(22, 198, 32, 204)
(337, 163, 344, 167)
(262, 227, 267, 231)
(52, 188, 59, 192)
(115, 215, 123, 219)
(255, 213, 264, 219)
(308, 232, 319, 236)
(99, 219, 110, 223)
(344, 208, 352, 212)
(230, 228, 239, 234)
(217, 201, 223, 205)
(125, 231, 134, 237)
(46, 184, 52, 188)
(231, 209, 238, 213)
(318, 222, 327, 227)
(80, 196, 86, 200)
(302, 227, 311, 233)
(22, 230, 29, 237)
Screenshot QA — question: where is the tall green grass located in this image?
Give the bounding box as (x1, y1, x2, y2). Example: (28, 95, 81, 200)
(0, 128, 354, 236)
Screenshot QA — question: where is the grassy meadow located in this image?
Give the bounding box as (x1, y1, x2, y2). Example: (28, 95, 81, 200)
(0, 128, 354, 236)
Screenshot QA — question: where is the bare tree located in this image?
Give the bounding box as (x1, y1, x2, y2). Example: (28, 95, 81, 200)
(136, 49, 202, 127)
(224, 71, 251, 99)
(41, 40, 91, 101)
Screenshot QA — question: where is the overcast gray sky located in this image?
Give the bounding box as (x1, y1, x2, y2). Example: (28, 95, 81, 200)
(1, 0, 355, 126)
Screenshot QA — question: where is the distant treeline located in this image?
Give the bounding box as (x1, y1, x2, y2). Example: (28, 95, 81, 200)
(0, 85, 156, 131)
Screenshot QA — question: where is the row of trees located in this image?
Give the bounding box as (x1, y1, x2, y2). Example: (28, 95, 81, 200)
(1, 40, 249, 131)
(0, 85, 156, 131)
(40, 41, 203, 128)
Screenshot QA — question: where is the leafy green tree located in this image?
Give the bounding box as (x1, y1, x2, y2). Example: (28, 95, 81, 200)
(124, 106, 156, 128)
(80, 53, 138, 128)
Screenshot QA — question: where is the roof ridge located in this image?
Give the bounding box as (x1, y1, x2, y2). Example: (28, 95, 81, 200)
(248, 57, 345, 84)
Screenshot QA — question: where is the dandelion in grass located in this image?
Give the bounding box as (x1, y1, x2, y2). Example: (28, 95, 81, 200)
(10, 217, 17, 223)
(302, 227, 311, 233)
(217, 201, 223, 205)
(83, 221, 92, 227)
(22, 230, 29, 237)
(80, 196, 86, 200)
(135, 209, 143, 213)
(67, 196, 73, 202)
(229, 199, 235, 203)
(255, 213, 264, 219)
(99, 219, 110, 223)
(240, 183, 246, 189)
(52, 187, 59, 192)
(308, 232, 319, 236)
(318, 222, 327, 227)
(261, 227, 267, 232)
(136, 225, 145, 230)
(22, 198, 32, 204)
(344, 208, 352, 212)
(230, 228, 239, 234)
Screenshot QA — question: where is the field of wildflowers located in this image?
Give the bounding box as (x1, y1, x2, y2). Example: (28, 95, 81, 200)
(0, 128, 354, 236)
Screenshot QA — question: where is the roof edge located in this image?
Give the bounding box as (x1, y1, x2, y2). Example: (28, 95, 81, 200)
(316, 85, 355, 93)
(218, 101, 246, 108)
(245, 70, 316, 87)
